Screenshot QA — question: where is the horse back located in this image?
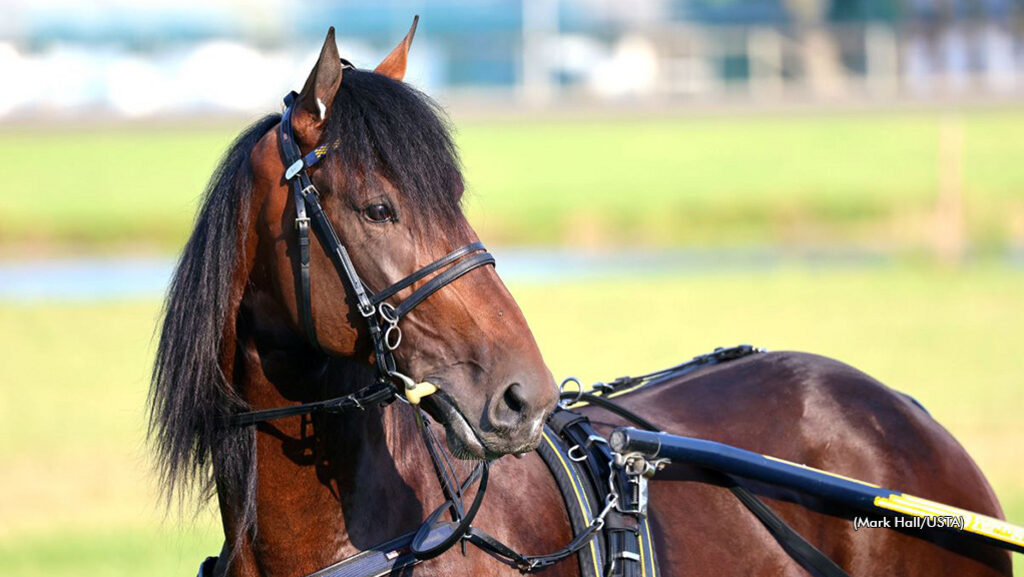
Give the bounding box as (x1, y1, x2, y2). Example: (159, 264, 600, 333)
(581, 351, 1012, 576)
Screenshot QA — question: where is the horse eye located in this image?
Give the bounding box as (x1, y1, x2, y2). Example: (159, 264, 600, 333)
(363, 203, 394, 223)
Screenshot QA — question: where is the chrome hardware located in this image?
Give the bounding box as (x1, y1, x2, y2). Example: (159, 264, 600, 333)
(558, 376, 585, 406)
(379, 303, 402, 350)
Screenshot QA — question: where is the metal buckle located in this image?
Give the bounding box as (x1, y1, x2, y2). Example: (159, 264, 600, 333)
(301, 184, 318, 197)
(294, 217, 310, 230)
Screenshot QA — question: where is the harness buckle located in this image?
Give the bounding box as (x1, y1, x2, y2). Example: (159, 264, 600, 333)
(301, 184, 318, 198)
(294, 217, 310, 231)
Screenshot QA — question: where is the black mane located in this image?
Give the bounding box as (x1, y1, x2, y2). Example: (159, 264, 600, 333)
(149, 114, 277, 526)
(148, 68, 466, 538)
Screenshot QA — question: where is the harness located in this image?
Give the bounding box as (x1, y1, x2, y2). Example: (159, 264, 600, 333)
(531, 345, 773, 577)
(556, 345, 849, 577)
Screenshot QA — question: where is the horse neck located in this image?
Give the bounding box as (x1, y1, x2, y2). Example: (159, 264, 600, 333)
(220, 320, 442, 576)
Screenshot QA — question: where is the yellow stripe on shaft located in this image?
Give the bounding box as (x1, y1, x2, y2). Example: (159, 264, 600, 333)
(874, 493, 1024, 549)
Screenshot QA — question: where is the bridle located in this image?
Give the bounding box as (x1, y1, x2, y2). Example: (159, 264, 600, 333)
(224, 84, 496, 429)
(219, 81, 601, 573)
(224, 83, 495, 559)
(278, 87, 495, 391)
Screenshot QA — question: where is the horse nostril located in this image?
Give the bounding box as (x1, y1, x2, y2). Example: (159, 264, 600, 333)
(503, 383, 526, 415)
(490, 382, 530, 431)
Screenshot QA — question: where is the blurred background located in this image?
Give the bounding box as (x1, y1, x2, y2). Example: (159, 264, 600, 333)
(1, 1, 1022, 575)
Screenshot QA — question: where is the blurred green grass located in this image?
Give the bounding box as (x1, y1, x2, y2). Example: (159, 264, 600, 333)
(2, 110, 1024, 251)
(1, 265, 1022, 576)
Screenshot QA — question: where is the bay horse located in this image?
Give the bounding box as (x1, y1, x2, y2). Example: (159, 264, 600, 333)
(149, 23, 1012, 577)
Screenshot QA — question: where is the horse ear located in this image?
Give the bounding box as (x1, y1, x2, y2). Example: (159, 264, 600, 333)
(374, 15, 418, 81)
(294, 27, 344, 146)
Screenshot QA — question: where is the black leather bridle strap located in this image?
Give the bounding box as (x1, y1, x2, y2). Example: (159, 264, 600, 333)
(224, 382, 395, 428)
(370, 241, 486, 305)
(301, 188, 377, 317)
(279, 92, 394, 379)
(392, 251, 495, 319)
(280, 101, 322, 351)
(277, 89, 494, 379)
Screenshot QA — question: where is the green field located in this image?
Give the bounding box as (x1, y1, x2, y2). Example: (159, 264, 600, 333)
(2, 108, 1022, 573)
(2, 109, 1024, 251)
(1, 265, 1022, 576)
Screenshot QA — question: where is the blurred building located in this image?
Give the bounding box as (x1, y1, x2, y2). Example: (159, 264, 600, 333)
(0, 0, 1021, 119)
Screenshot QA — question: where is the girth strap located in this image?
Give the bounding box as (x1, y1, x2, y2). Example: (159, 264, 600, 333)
(725, 478, 850, 577)
(556, 413, 646, 577)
